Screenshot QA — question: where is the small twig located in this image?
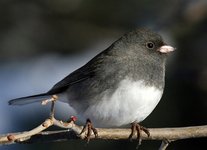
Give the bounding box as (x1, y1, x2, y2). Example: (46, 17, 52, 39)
(159, 140, 170, 150)
(41, 95, 58, 106)
(0, 118, 53, 144)
(52, 117, 83, 136)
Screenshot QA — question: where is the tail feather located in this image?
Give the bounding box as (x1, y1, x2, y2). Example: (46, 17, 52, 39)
(8, 93, 52, 105)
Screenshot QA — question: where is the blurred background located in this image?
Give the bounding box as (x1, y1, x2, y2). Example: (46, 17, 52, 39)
(0, 0, 207, 149)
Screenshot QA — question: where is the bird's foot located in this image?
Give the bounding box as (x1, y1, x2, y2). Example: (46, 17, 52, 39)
(79, 118, 98, 143)
(129, 122, 150, 149)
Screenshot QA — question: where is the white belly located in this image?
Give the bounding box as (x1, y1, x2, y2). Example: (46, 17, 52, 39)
(83, 78, 163, 127)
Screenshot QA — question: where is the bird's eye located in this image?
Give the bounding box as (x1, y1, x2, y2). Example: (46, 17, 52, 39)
(146, 42, 155, 49)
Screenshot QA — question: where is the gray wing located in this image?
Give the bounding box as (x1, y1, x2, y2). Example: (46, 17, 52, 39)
(48, 35, 126, 95)
(47, 49, 108, 95)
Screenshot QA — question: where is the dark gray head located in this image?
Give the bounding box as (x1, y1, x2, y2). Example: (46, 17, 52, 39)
(111, 28, 174, 62)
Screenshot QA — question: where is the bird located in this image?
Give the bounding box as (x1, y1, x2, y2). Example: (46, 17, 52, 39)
(9, 28, 174, 142)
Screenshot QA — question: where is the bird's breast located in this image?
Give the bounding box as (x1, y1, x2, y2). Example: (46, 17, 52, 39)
(83, 78, 163, 127)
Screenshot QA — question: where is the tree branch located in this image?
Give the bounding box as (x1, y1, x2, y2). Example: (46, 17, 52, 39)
(1, 100, 207, 149)
(0, 116, 207, 147)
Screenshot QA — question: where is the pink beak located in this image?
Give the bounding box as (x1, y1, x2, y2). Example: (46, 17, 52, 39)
(158, 45, 175, 53)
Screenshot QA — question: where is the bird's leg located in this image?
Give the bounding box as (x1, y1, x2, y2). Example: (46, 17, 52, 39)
(129, 122, 150, 148)
(79, 118, 98, 143)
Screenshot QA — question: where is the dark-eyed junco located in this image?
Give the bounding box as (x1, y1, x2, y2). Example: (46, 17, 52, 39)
(9, 28, 174, 139)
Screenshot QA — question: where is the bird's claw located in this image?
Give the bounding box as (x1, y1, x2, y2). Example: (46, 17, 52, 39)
(80, 118, 98, 143)
(128, 122, 150, 148)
